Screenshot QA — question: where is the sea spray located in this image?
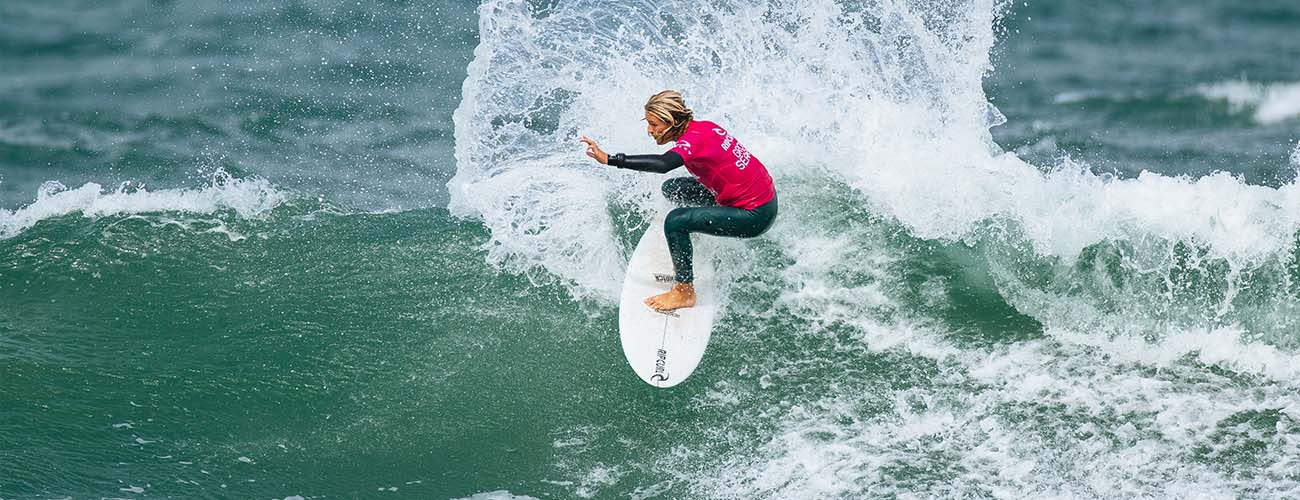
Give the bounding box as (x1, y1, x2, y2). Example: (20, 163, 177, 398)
(451, 0, 1008, 300)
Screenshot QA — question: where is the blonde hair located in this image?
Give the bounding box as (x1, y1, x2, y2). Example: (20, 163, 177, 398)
(645, 90, 694, 143)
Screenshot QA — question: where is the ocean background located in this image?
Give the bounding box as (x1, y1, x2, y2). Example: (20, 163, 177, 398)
(3, 0, 1300, 498)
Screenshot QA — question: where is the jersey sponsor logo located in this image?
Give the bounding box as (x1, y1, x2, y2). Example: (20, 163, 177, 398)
(708, 126, 750, 169)
(650, 348, 670, 382)
(675, 139, 692, 153)
(733, 142, 751, 170)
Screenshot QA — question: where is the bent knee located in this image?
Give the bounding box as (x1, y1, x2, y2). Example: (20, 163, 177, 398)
(663, 207, 698, 233)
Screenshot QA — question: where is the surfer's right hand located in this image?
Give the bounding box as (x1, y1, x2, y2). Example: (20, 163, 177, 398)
(579, 136, 609, 165)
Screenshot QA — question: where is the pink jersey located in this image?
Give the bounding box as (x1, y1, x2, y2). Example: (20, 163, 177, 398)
(669, 120, 775, 210)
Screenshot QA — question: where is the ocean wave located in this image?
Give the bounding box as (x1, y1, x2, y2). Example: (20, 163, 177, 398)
(1053, 81, 1300, 125)
(1197, 80, 1300, 125)
(0, 171, 290, 240)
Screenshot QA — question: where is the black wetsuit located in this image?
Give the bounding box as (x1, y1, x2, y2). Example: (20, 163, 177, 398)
(610, 151, 778, 283)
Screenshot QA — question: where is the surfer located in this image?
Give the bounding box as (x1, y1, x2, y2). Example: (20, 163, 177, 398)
(580, 90, 778, 311)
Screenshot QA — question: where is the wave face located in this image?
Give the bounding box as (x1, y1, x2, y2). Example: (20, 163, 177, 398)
(452, 0, 1300, 497)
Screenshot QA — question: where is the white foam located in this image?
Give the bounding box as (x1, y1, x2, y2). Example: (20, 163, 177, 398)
(455, 165, 628, 299)
(1198, 80, 1300, 124)
(1053, 90, 1104, 104)
(574, 464, 624, 499)
(451, 491, 540, 500)
(1049, 325, 1300, 381)
(1198, 80, 1260, 109)
(768, 200, 961, 362)
(0, 171, 289, 240)
(681, 334, 1300, 499)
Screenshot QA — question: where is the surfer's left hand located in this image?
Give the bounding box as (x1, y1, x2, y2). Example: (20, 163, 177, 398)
(579, 136, 609, 165)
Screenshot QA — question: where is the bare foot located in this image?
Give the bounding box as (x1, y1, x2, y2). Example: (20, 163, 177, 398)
(645, 283, 696, 311)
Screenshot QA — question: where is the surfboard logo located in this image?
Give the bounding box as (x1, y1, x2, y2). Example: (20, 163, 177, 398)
(650, 349, 670, 382)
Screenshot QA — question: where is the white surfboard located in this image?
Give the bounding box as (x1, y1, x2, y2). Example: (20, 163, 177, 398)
(619, 215, 717, 388)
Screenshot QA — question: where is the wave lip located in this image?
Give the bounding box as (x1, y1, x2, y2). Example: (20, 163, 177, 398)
(0, 172, 289, 240)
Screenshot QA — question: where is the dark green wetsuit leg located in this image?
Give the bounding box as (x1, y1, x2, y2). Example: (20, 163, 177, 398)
(661, 176, 716, 206)
(660, 178, 778, 284)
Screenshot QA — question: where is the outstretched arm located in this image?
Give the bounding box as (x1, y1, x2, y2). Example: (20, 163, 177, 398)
(580, 136, 685, 174)
(607, 151, 684, 173)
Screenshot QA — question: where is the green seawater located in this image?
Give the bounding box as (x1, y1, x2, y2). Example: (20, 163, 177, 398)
(2, 206, 617, 498)
(0, 192, 1048, 498)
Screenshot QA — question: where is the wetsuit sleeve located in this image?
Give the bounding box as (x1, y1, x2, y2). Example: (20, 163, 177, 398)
(607, 151, 685, 174)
